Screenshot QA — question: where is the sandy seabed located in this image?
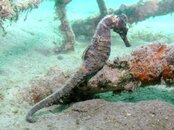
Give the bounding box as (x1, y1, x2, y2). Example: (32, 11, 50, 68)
(0, 1, 174, 130)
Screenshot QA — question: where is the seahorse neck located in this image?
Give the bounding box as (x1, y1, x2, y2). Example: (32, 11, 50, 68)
(93, 16, 113, 43)
(93, 17, 112, 44)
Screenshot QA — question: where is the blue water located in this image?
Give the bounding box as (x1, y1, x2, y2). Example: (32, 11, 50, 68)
(36, 0, 174, 34)
(67, 0, 139, 19)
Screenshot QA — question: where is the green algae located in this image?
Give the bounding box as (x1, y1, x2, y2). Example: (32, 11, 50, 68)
(96, 85, 174, 104)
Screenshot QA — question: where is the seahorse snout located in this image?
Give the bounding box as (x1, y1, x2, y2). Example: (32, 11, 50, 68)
(113, 15, 131, 47)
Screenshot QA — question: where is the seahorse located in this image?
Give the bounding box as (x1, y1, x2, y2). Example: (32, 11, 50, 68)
(26, 14, 131, 123)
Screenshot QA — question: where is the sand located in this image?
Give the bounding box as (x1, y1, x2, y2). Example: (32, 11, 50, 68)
(0, 1, 174, 130)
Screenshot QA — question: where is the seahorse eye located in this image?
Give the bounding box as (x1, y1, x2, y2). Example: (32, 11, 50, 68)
(119, 14, 128, 23)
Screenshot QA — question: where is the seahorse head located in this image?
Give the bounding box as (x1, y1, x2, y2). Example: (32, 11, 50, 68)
(112, 14, 131, 47)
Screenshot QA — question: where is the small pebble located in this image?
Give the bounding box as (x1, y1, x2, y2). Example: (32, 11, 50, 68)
(57, 55, 63, 60)
(12, 109, 18, 114)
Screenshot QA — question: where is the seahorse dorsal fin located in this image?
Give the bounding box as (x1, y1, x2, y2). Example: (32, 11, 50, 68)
(82, 45, 90, 61)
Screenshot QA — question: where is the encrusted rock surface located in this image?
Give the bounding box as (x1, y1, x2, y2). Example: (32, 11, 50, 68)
(19, 44, 174, 104)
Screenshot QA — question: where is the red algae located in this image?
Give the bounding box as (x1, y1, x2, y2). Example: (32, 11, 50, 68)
(128, 43, 174, 83)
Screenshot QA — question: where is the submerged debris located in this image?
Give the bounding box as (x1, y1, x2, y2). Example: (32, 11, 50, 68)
(19, 43, 174, 104)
